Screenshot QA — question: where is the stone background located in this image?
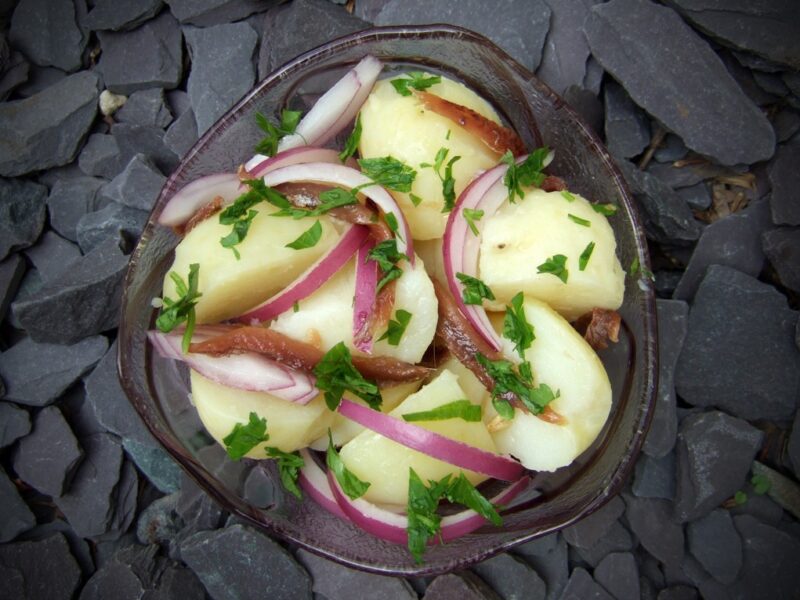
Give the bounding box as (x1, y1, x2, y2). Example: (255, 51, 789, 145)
(1, 0, 799, 598)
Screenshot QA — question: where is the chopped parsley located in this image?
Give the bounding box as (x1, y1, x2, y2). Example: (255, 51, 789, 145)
(390, 71, 442, 97)
(327, 431, 370, 499)
(222, 412, 270, 460)
(567, 213, 591, 227)
(443, 472, 501, 526)
(285, 220, 323, 250)
(421, 147, 461, 212)
(751, 473, 771, 495)
(313, 342, 381, 411)
(592, 203, 618, 216)
(561, 190, 575, 202)
(368, 239, 406, 292)
(156, 263, 202, 354)
(384, 212, 402, 240)
(476, 353, 559, 417)
(456, 272, 495, 305)
(579, 241, 595, 271)
(537, 254, 568, 283)
(358, 156, 417, 193)
(503, 292, 535, 362)
(265, 447, 304, 499)
(501, 146, 550, 202)
(270, 186, 357, 219)
(409, 193, 423, 207)
(255, 109, 302, 156)
(377, 309, 412, 346)
(218, 184, 270, 258)
(463, 208, 484, 236)
(292, 300, 300, 313)
(402, 400, 481, 423)
(629, 257, 654, 280)
(339, 113, 362, 162)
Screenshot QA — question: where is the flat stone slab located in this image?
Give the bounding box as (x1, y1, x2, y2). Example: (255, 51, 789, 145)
(604, 80, 650, 159)
(78, 134, 125, 179)
(9, 0, 87, 72)
(116, 88, 173, 128)
(686, 508, 741, 585)
(0, 253, 26, 323)
(165, 0, 277, 26)
(471, 552, 547, 600)
(594, 552, 640, 600)
(100, 154, 166, 212)
(424, 573, 501, 600)
(633, 451, 677, 500)
(584, 0, 775, 165)
(625, 495, 684, 567)
(46, 176, 105, 242)
(560, 567, 614, 600)
(762, 227, 800, 293)
(23, 231, 81, 283)
(84, 0, 163, 31)
(0, 464, 35, 543)
(0, 177, 47, 260)
(563, 495, 626, 549)
(76, 201, 149, 254)
(514, 533, 568, 600)
(0, 533, 82, 600)
(0, 402, 31, 449)
(573, 519, 635, 568)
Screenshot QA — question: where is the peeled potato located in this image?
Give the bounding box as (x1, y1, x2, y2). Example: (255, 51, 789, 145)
(359, 75, 503, 240)
(486, 297, 612, 471)
(190, 370, 334, 456)
(479, 188, 625, 321)
(437, 355, 489, 406)
(163, 207, 342, 323)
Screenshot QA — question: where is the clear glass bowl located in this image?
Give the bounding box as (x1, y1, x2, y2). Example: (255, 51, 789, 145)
(118, 25, 658, 576)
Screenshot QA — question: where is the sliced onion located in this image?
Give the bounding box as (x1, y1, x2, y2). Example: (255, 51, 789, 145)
(237, 224, 369, 324)
(298, 449, 350, 521)
(245, 153, 268, 172)
(262, 162, 414, 262)
(352, 237, 377, 353)
(246, 146, 345, 179)
(158, 173, 241, 228)
(337, 398, 523, 481)
(148, 328, 317, 404)
(278, 55, 383, 152)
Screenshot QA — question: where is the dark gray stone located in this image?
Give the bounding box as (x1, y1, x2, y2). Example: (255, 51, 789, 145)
(645, 159, 732, 190)
(583, 56, 605, 95)
(17, 519, 95, 577)
(675, 183, 711, 211)
(23, 231, 81, 283)
(80, 559, 145, 599)
(111, 122, 180, 175)
(472, 552, 546, 600)
(625, 495, 685, 567)
(6, 267, 42, 329)
(184, 22, 258, 136)
(768, 142, 800, 225)
(15, 64, 68, 97)
(0, 51, 29, 101)
(97, 11, 183, 94)
(728, 481, 785, 526)
(657, 586, 698, 600)
(0, 71, 100, 177)
(98, 460, 139, 541)
(563, 495, 626, 549)
(584, 0, 774, 166)
(424, 573, 501, 600)
(0, 533, 82, 600)
(0, 253, 26, 322)
(166, 0, 275, 26)
(686, 509, 741, 584)
(604, 80, 650, 159)
(0, 402, 30, 448)
(76, 201, 149, 254)
(633, 451, 676, 500)
(0, 464, 35, 543)
(181, 524, 313, 600)
(100, 154, 165, 212)
(9, 0, 86, 72)
(673, 198, 771, 301)
(78, 133, 125, 179)
(560, 567, 614, 600)
(136, 493, 183, 546)
(163, 107, 199, 158)
(47, 175, 105, 242)
(673, 411, 763, 522)
(595, 552, 640, 600)
(514, 534, 568, 600)
(563, 85, 604, 135)
(0, 335, 107, 406)
(762, 227, 800, 293)
(675, 266, 800, 420)
(789, 409, 800, 480)
(653, 134, 688, 163)
(574, 520, 635, 568)
(515, 532, 559, 559)
(116, 88, 173, 129)
(772, 108, 800, 143)
(13, 405, 84, 496)
(85, 0, 163, 31)
(0, 177, 47, 260)
(752, 70, 789, 98)
(243, 464, 277, 508)
(166, 89, 191, 117)
(123, 438, 181, 493)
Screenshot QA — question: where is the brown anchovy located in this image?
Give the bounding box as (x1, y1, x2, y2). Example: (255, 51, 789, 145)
(173, 196, 224, 236)
(573, 308, 621, 351)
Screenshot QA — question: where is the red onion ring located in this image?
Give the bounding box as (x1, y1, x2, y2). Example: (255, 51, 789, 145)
(246, 146, 348, 179)
(237, 224, 369, 324)
(352, 237, 378, 353)
(298, 449, 350, 521)
(158, 173, 240, 228)
(336, 398, 524, 481)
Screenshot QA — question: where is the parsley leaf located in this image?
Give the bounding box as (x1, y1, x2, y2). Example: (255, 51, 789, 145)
(384, 212, 402, 241)
(218, 184, 270, 258)
(629, 257, 655, 280)
(567, 213, 591, 227)
(377, 309, 412, 346)
(368, 239, 406, 292)
(402, 399, 481, 423)
(313, 342, 381, 411)
(751, 473, 771, 495)
(463, 208, 484, 236)
(390, 71, 442, 96)
(406, 469, 447, 563)
(293, 300, 300, 313)
(592, 203, 618, 216)
(223, 412, 269, 460)
(579, 241, 595, 271)
(156, 263, 202, 354)
(327, 431, 370, 499)
(421, 147, 461, 212)
(502, 146, 550, 201)
(409, 193, 423, 207)
(492, 397, 515, 420)
(561, 190, 575, 202)
(270, 187, 357, 219)
(476, 353, 559, 416)
(503, 292, 535, 361)
(285, 220, 323, 250)
(265, 447, 304, 499)
(358, 156, 417, 193)
(456, 272, 495, 305)
(255, 109, 302, 156)
(339, 113, 362, 162)
(444, 472, 502, 526)
(537, 254, 568, 283)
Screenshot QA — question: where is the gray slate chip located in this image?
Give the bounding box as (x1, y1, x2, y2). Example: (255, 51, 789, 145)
(0, 71, 100, 176)
(563, 85, 605, 135)
(78, 133, 125, 179)
(772, 108, 800, 143)
(9, 0, 87, 72)
(653, 134, 688, 163)
(0, 402, 31, 448)
(0, 253, 26, 322)
(180, 524, 313, 600)
(97, 11, 183, 94)
(80, 559, 145, 599)
(0, 533, 82, 600)
(16, 519, 95, 577)
(243, 463, 277, 508)
(645, 159, 732, 190)
(675, 183, 711, 211)
(13, 405, 84, 497)
(574, 520, 635, 568)
(762, 227, 800, 293)
(163, 107, 199, 158)
(563, 495, 625, 549)
(123, 438, 182, 493)
(673, 411, 763, 522)
(0, 335, 108, 406)
(560, 567, 614, 600)
(584, 0, 775, 166)
(116, 88, 173, 129)
(96, 460, 139, 542)
(77, 201, 149, 254)
(633, 451, 677, 500)
(686, 509, 741, 585)
(657, 586, 699, 600)
(85, 0, 163, 32)
(594, 552, 640, 600)
(471, 552, 546, 600)
(625, 495, 685, 567)
(789, 409, 800, 480)
(0, 177, 47, 260)
(424, 572, 502, 600)
(604, 80, 650, 159)
(674, 265, 800, 421)
(15, 64, 68, 98)
(12, 237, 129, 343)
(166, 0, 275, 26)
(136, 493, 184, 546)
(514, 533, 568, 600)
(0, 464, 35, 543)
(46, 175, 105, 242)
(23, 231, 81, 283)
(111, 122, 180, 175)
(0, 51, 30, 101)
(100, 154, 166, 212)
(184, 22, 258, 136)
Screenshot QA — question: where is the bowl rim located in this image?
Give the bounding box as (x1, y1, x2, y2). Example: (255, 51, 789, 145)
(118, 23, 658, 576)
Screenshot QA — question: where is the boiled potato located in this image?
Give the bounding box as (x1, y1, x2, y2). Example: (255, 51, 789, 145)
(270, 255, 437, 364)
(437, 355, 489, 406)
(479, 188, 625, 321)
(485, 297, 612, 471)
(190, 370, 334, 456)
(163, 206, 342, 323)
(414, 238, 447, 284)
(339, 369, 496, 506)
(359, 75, 503, 240)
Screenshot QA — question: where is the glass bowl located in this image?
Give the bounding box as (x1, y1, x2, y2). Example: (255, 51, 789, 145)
(118, 25, 658, 576)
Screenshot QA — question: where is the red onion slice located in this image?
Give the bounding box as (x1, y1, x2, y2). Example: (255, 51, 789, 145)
(148, 329, 317, 404)
(278, 55, 383, 152)
(158, 173, 241, 228)
(337, 398, 524, 481)
(298, 449, 350, 521)
(352, 237, 378, 353)
(246, 146, 345, 179)
(237, 224, 369, 324)
(262, 162, 414, 263)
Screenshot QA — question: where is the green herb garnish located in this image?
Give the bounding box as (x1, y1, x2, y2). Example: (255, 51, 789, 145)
(592, 203, 618, 216)
(156, 263, 202, 354)
(409, 193, 423, 207)
(313, 342, 381, 411)
(384, 212, 402, 240)
(402, 400, 481, 423)
(463, 208, 484, 236)
(579, 241, 595, 271)
(265, 447, 304, 499)
(327, 431, 370, 499)
(561, 190, 575, 202)
(501, 146, 550, 202)
(378, 309, 412, 346)
(339, 113, 362, 162)
(391, 72, 442, 97)
(629, 257, 654, 280)
(751, 474, 771, 495)
(293, 301, 300, 313)
(255, 109, 302, 156)
(456, 272, 495, 305)
(222, 412, 270, 460)
(503, 292, 535, 361)
(368, 239, 406, 292)
(476, 353, 559, 417)
(358, 156, 417, 193)
(443, 472, 501, 526)
(537, 254, 568, 283)
(421, 147, 461, 212)
(285, 220, 323, 250)
(567, 213, 591, 227)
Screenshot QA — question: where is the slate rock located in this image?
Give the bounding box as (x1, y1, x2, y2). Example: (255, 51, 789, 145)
(471, 552, 546, 600)
(673, 199, 771, 301)
(100, 154, 166, 212)
(144, 562, 207, 600)
(424, 572, 501, 600)
(633, 451, 676, 500)
(0, 50, 29, 100)
(644, 159, 732, 190)
(181, 524, 313, 599)
(560, 567, 614, 600)
(0, 533, 82, 600)
(657, 586, 698, 600)
(595, 552, 640, 600)
(6, 267, 42, 329)
(604, 80, 650, 159)
(376, 0, 550, 73)
(85, 0, 163, 32)
(0, 464, 35, 543)
(0, 402, 30, 448)
(673, 411, 763, 522)
(0, 177, 47, 260)
(625, 495, 685, 567)
(583, 55, 605, 96)
(574, 520, 635, 568)
(514, 533, 568, 600)
(80, 559, 145, 599)
(686, 509, 741, 584)
(563, 495, 625, 549)
(24, 231, 81, 283)
(46, 175, 105, 242)
(123, 438, 182, 493)
(762, 227, 800, 293)
(111, 122, 180, 174)
(136, 493, 184, 546)
(9, 0, 86, 72)
(752, 70, 790, 98)
(674, 265, 800, 421)
(772, 108, 800, 143)
(163, 107, 199, 158)
(116, 88, 173, 129)
(17, 519, 95, 577)
(0, 335, 107, 406)
(97, 12, 183, 94)
(78, 133, 125, 179)
(0, 253, 26, 322)
(514, 532, 559, 559)
(675, 182, 711, 211)
(584, 0, 774, 166)
(16, 64, 68, 97)
(653, 134, 688, 163)
(789, 408, 800, 479)
(77, 201, 149, 254)
(184, 22, 258, 136)
(97, 460, 139, 541)
(563, 85, 604, 135)
(243, 463, 277, 508)
(0, 71, 100, 176)
(728, 481, 785, 526)
(166, 0, 275, 26)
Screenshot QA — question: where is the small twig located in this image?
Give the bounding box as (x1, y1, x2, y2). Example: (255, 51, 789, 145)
(637, 124, 666, 170)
